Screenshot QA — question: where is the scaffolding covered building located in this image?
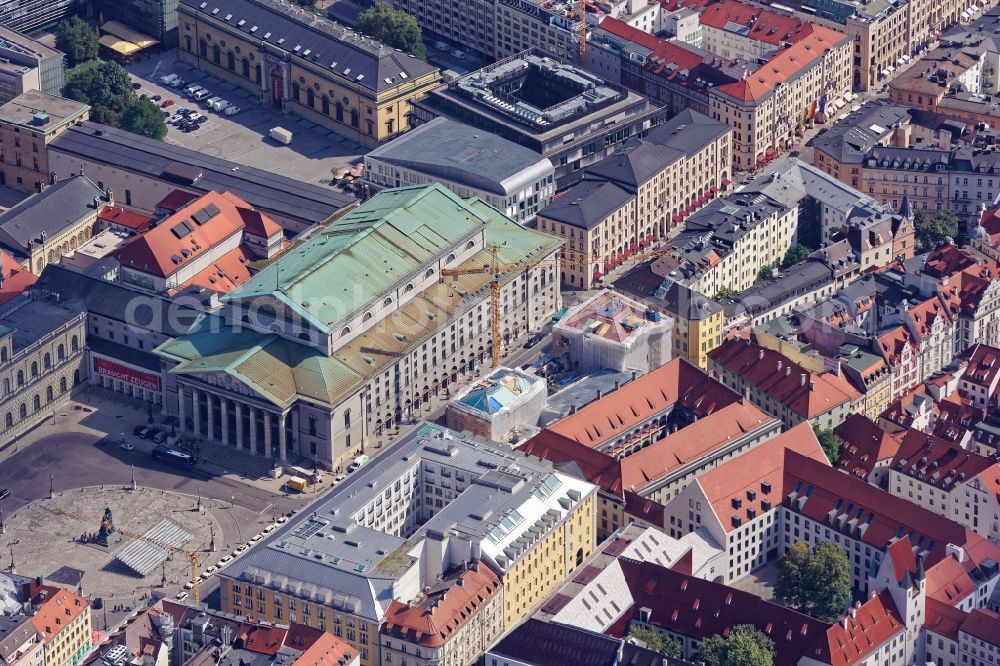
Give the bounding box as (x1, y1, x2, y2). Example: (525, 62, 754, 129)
(553, 290, 672, 375)
(446, 367, 547, 442)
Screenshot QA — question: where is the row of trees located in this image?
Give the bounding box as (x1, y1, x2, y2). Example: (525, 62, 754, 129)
(629, 624, 776, 666)
(62, 60, 167, 139)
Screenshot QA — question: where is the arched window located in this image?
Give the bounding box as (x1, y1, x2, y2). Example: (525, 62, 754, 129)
(212, 44, 221, 64)
(335, 103, 344, 122)
(4, 413, 10, 428)
(344, 409, 351, 428)
(46, 386, 53, 402)
(322, 95, 330, 115)
(43, 352, 51, 370)
(198, 39, 207, 59)
(362, 312, 372, 323)
(403, 283, 414, 294)
(18, 403, 26, 419)
(350, 109, 359, 128)
(466, 240, 476, 250)
(16, 370, 23, 387)
(306, 88, 315, 107)
(57, 344, 64, 360)
(341, 326, 351, 337)
(30, 362, 38, 378)
(227, 51, 236, 70)
(242, 58, 251, 77)
(292, 82, 300, 102)
(32, 395, 40, 411)
(59, 377, 67, 393)
(71, 336, 79, 352)
(425, 268, 434, 278)
(185, 36, 193, 53)
(0, 346, 7, 362)
(383, 297, 392, 307)
(1, 378, 7, 395)
(447, 253, 456, 263)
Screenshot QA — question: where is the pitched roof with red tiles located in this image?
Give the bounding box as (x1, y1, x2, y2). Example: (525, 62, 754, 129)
(115, 191, 276, 279)
(925, 554, 979, 605)
(715, 26, 848, 102)
(877, 326, 916, 368)
(519, 429, 624, 496)
(883, 535, 918, 585)
(922, 244, 979, 278)
(616, 558, 829, 666)
(960, 608, 1000, 646)
(99, 206, 154, 233)
(620, 400, 778, 492)
(696, 422, 828, 532)
(381, 563, 501, 647)
(0, 249, 36, 304)
(154, 189, 199, 212)
(961, 343, 1000, 399)
(818, 592, 905, 666)
(176, 245, 254, 295)
(937, 263, 1000, 319)
(708, 338, 861, 418)
(546, 358, 741, 447)
(782, 450, 985, 567)
(903, 296, 952, 343)
(238, 207, 282, 239)
(890, 429, 1000, 494)
(30, 588, 89, 644)
(835, 414, 900, 480)
(924, 598, 966, 641)
(699, 1, 812, 46)
(980, 206, 1000, 247)
(290, 631, 358, 666)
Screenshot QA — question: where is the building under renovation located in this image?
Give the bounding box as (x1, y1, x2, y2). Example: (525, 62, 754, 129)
(446, 367, 546, 442)
(553, 291, 672, 374)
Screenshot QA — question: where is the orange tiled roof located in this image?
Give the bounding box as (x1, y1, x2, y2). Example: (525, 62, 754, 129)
(99, 205, 154, 232)
(176, 245, 253, 295)
(819, 592, 904, 666)
(546, 358, 740, 447)
(716, 26, 847, 102)
(519, 430, 624, 496)
(834, 414, 900, 480)
(962, 343, 1000, 396)
(698, 422, 828, 532)
(0, 249, 36, 303)
(115, 191, 277, 278)
(290, 631, 358, 666)
(381, 564, 501, 648)
(699, 0, 812, 46)
(708, 338, 861, 418)
(890, 429, 999, 495)
(925, 598, 966, 640)
(30, 588, 89, 645)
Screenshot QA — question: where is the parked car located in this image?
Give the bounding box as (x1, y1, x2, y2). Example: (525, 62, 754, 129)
(168, 114, 185, 124)
(200, 566, 217, 579)
(151, 94, 162, 102)
(152, 430, 167, 444)
(192, 89, 212, 102)
(434, 40, 449, 51)
(170, 78, 186, 89)
(131, 81, 141, 90)
(184, 84, 204, 96)
(451, 48, 466, 59)
(161, 99, 174, 108)
(159, 73, 179, 86)
(224, 105, 240, 116)
(187, 112, 205, 123)
(211, 99, 231, 112)
(174, 592, 188, 601)
(119, 442, 135, 451)
(195, 115, 208, 124)
(205, 95, 223, 108)
(133, 425, 145, 436)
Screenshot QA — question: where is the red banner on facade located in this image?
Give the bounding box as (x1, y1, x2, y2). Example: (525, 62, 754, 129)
(94, 357, 160, 391)
(271, 73, 282, 104)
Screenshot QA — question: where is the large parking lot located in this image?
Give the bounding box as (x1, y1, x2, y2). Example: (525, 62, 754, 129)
(125, 50, 364, 187)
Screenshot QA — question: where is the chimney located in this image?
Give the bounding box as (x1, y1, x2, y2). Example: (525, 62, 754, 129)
(106, 189, 114, 207)
(809, 380, 816, 391)
(570, 404, 577, 414)
(759, 349, 765, 360)
(777, 360, 783, 372)
(597, 389, 603, 400)
(800, 374, 806, 386)
(614, 380, 621, 391)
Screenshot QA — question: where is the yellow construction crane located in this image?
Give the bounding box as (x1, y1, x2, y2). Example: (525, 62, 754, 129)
(45, 505, 204, 604)
(442, 242, 671, 369)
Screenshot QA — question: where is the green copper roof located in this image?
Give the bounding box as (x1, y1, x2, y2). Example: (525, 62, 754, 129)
(157, 187, 564, 409)
(225, 183, 491, 331)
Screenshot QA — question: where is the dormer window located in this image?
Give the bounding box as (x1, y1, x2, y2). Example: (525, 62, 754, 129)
(341, 326, 351, 337)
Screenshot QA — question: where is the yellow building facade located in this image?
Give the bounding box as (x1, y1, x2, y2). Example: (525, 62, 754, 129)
(31, 589, 92, 666)
(177, 0, 440, 148)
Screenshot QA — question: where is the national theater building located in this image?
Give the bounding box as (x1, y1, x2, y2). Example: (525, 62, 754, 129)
(155, 184, 563, 469)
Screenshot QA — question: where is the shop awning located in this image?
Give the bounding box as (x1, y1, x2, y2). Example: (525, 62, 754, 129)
(99, 34, 142, 56)
(721, 178, 731, 187)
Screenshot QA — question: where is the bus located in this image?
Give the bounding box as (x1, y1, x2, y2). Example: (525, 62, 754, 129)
(152, 446, 196, 467)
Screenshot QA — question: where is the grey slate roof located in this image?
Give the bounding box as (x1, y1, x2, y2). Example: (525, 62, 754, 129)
(34, 264, 203, 338)
(364, 117, 552, 196)
(538, 179, 632, 230)
(721, 258, 835, 320)
(645, 108, 730, 154)
(179, 0, 436, 94)
(50, 122, 356, 225)
(489, 619, 631, 666)
(0, 176, 103, 254)
(0, 297, 83, 352)
(811, 102, 911, 164)
(586, 140, 684, 189)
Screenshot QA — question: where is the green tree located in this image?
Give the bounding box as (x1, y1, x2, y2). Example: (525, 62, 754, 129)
(63, 60, 137, 128)
(357, 3, 427, 60)
(781, 244, 813, 269)
(711, 286, 736, 301)
(628, 626, 682, 658)
(775, 541, 851, 622)
(121, 98, 167, 140)
(813, 425, 840, 464)
(915, 210, 959, 251)
(56, 17, 98, 67)
(695, 625, 774, 666)
(758, 265, 774, 281)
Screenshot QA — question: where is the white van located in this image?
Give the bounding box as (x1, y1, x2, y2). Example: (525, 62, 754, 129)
(205, 95, 223, 108)
(269, 126, 293, 144)
(184, 83, 203, 96)
(211, 99, 231, 112)
(224, 105, 241, 116)
(159, 73, 180, 86)
(192, 89, 212, 102)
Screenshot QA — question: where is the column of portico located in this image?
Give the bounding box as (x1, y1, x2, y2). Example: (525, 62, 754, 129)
(220, 398, 229, 446)
(235, 401, 245, 451)
(192, 388, 201, 436)
(278, 412, 287, 465)
(263, 410, 273, 460)
(206, 393, 215, 441)
(291, 409, 300, 458)
(178, 386, 187, 433)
